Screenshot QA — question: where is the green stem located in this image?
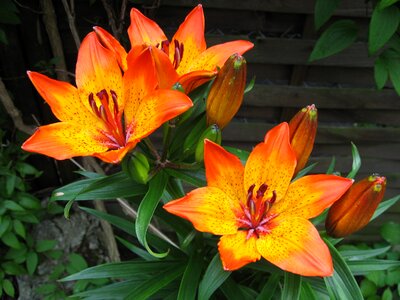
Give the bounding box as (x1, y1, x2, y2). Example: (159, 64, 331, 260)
(143, 137, 161, 161)
(161, 121, 176, 161)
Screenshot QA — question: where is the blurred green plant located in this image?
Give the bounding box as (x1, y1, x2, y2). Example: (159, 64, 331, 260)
(311, 0, 400, 95)
(0, 0, 20, 45)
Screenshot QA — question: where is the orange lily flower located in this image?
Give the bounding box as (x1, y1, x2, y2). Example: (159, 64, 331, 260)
(127, 5, 254, 91)
(22, 32, 192, 164)
(164, 123, 352, 276)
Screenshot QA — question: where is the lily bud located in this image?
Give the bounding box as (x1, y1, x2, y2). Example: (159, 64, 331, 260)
(125, 152, 150, 184)
(325, 174, 386, 238)
(195, 124, 222, 162)
(288, 104, 318, 174)
(206, 54, 247, 129)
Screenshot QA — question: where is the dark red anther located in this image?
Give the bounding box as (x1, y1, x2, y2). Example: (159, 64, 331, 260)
(161, 40, 170, 55)
(269, 191, 277, 204)
(256, 183, 268, 199)
(89, 93, 100, 117)
(97, 89, 109, 105)
(247, 184, 255, 207)
(173, 39, 183, 69)
(110, 90, 118, 115)
(99, 105, 108, 122)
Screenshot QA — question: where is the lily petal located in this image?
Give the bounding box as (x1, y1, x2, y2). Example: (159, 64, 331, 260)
(204, 140, 245, 205)
(256, 217, 333, 277)
(218, 231, 261, 271)
(128, 8, 167, 48)
(27, 71, 94, 123)
(184, 40, 254, 74)
(178, 69, 217, 93)
(76, 32, 123, 110)
(129, 89, 192, 142)
(93, 26, 128, 71)
(270, 175, 353, 219)
(94, 141, 138, 164)
(173, 5, 206, 75)
(22, 122, 107, 160)
(244, 123, 296, 202)
(164, 187, 238, 235)
(123, 48, 159, 127)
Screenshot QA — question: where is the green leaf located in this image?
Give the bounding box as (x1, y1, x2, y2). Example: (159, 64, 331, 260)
(4, 200, 25, 212)
(74, 278, 144, 299)
(282, 272, 301, 300)
(67, 253, 88, 273)
(379, 0, 400, 9)
(340, 245, 391, 260)
(26, 252, 38, 275)
(300, 281, 318, 300)
(1, 231, 22, 249)
(309, 20, 358, 62)
(5, 174, 16, 196)
(314, 0, 341, 30)
(347, 259, 400, 275)
(15, 162, 41, 176)
(367, 271, 386, 287)
(2, 279, 14, 297)
(125, 265, 185, 300)
(220, 278, 249, 300)
(16, 193, 41, 210)
(51, 171, 147, 201)
(13, 219, 26, 239)
(198, 254, 231, 300)
(165, 168, 206, 187)
(256, 273, 281, 300)
(386, 50, 400, 95)
(386, 268, 400, 286)
(382, 287, 393, 300)
(0, 0, 20, 24)
(0, 216, 11, 237)
(347, 142, 361, 179)
(360, 279, 377, 298)
(36, 283, 57, 295)
(135, 171, 169, 258)
(177, 251, 204, 300)
(1, 261, 25, 275)
(381, 222, 400, 244)
(323, 238, 363, 300)
(61, 259, 182, 281)
(293, 162, 318, 181)
(374, 56, 389, 89)
(0, 28, 8, 45)
(369, 5, 400, 55)
(35, 239, 56, 252)
(244, 76, 256, 94)
(115, 236, 155, 261)
(372, 194, 400, 220)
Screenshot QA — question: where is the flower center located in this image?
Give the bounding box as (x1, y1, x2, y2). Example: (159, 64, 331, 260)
(237, 183, 278, 240)
(157, 39, 184, 69)
(88, 89, 133, 150)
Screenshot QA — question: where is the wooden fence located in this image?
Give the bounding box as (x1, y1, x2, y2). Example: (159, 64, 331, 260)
(1, 0, 399, 240)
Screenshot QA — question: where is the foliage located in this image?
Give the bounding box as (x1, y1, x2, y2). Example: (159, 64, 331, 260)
(312, 0, 400, 95)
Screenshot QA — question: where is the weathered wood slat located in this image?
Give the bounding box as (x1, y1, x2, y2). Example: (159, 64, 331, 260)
(160, 0, 373, 17)
(223, 122, 400, 143)
(243, 84, 400, 109)
(206, 35, 373, 67)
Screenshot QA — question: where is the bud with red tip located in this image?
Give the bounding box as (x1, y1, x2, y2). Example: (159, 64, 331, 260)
(288, 104, 318, 174)
(206, 53, 247, 129)
(325, 174, 386, 238)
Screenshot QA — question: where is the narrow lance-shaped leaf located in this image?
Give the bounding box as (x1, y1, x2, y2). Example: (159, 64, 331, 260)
(314, 0, 341, 30)
(281, 272, 301, 300)
(347, 142, 361, 179)
(136, 171, 170, 257)
(309, 20, 358, 62)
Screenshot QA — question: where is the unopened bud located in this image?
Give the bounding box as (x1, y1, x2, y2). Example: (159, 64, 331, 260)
(206, 54, 247, 129)
(125, 152, 150, 184)
(325, 174, 386, 238)
(288, 104, 318, 174)
(195, 125, 222, 162)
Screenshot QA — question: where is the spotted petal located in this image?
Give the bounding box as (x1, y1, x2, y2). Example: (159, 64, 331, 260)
(256, 217, 333, 277)
(184, 40, 254, 74)
(204, 140, 245, 205)
(94, 141, 138, 164)
(128, 8, 167, 48)
(27, 72, 95, 123)
(76, 32, 123, 111)
(244, 123, 296, 203)
(218, 231, 261, 271)
(21, 122, 107, 160)
(164, 187, 239, 235)
(270, 175, 353, 219)
(172, 5, 206, 75)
